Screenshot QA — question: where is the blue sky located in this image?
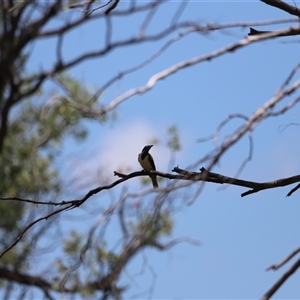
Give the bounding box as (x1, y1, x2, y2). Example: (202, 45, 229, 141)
(26, 1, 300, 299)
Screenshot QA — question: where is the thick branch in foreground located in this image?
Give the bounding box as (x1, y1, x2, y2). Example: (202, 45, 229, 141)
(116, 167, 300, 197)
(0, 267, 51, 289)
(2, 167, 300, 260)
(172, 167, 300, 197)
(0, 266, 121, 296)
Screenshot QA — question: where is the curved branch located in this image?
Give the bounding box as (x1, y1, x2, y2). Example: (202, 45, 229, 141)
(151, 237, 200, 250)
(3, 160, 300, 210)
(98, 26, 300, 115)
(0, 206, 70, 258)
(29, 21, 193, 86)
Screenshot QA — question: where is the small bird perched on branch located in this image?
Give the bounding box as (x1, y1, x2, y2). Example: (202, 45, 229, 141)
(138, 145, 158, 188)
(248, 27, 271, 36)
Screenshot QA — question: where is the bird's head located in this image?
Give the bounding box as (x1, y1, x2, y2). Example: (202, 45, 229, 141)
(141, 145, 153, 153)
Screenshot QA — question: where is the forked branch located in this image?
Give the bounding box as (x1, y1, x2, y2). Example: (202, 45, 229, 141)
(261, 246, 300, 300)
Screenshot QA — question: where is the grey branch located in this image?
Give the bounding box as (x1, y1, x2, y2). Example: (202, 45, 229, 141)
(266, 247, 300, 270)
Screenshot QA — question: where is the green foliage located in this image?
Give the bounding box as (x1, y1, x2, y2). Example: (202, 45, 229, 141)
(0, 73, 100, 274)
(63, 230, 83, 256)
(140, 176, 154, 186)
(55, 230, 124, 297)
(0, 73, 97, 195)
(129, 211, 174, 244)
(57, 72, 107, 123)
(167, 125, 181, 151)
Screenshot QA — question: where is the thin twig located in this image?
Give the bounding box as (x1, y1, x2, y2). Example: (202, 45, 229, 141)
(261, 257, 300, 300)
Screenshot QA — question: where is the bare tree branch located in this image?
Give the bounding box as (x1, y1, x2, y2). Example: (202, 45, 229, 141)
(261, 256, 300, 300)
(261, 0, 300, 18)
(104, 0, 119, 16)
(1, 1, 300, 297)
(172, 167, 300, 197)
(95, 18, 298, 104)
(286, 182, 300, 196)
(69, 0, 95, 9)
(98, 26, 300, 116)
(151, 237, 200, 250)
(266, 247, 300, 270)
(0, 205, 69, 258)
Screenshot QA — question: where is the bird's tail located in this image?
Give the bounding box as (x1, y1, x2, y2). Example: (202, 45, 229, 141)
(150, 175, 158, 189)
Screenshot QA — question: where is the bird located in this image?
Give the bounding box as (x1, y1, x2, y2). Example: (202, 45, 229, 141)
(138, 145, 158, 188)
(248, 27, 271, 36)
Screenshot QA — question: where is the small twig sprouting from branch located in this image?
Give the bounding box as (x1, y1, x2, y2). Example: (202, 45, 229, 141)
(266, 247, 300, 271)
(104, 0, 119, 15)
(261, 256, 300, 300)
(286, 182, 300, 196)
